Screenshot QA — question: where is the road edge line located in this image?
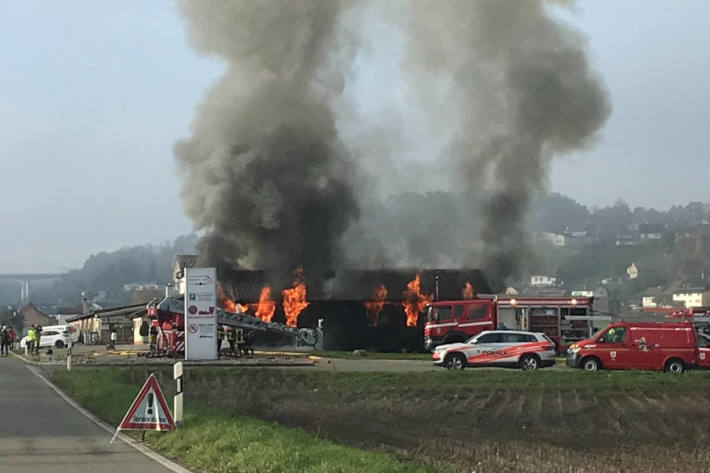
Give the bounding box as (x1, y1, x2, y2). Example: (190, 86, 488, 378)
(24, 364, 193, 473)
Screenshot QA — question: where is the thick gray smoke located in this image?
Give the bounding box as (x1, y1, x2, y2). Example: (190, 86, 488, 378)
(175, 1, 359, 281)
(176, 1, 609, 284)
(398, 1, 610, 281)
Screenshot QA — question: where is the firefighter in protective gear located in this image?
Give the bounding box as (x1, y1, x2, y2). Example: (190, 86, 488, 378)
(235, 328, 245, 357)
(149, 324, 158, 349)
(226, 327, 236, 354)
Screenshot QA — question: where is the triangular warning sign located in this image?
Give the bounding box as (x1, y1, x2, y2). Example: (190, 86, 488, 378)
(117, 374, 174, 432)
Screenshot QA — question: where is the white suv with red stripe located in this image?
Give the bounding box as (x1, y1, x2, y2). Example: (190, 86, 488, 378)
(432, 330, 556, 370)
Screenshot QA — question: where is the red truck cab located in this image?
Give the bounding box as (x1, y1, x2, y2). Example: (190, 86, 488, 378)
(566, 321, 710, 372)
(424, 299, 496, 350)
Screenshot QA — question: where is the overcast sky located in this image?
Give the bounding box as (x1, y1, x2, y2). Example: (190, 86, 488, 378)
(1, 1, 708, 272)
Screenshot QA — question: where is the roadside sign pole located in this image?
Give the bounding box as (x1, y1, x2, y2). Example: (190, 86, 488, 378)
(66, 342, 72, 371)
(174, 361, 183, 427)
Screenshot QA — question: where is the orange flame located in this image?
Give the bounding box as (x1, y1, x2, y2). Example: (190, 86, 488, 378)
(255, 286, 276, 322)
(364, 284, 388, 326)
(282, 266, 309, 327)
(217, 283, 250, 313)
(402, 272, 432, 327)
(217, 283, 237, 313)
(462, 281, 475, 300)
(237, 303, 250, 313)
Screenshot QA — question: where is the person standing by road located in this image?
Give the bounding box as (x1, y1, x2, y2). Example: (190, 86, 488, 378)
(109, 328, 117, 350)
(26, 325, 36, 354)
(7, 327, 15, 352)
(35, 324, 43, 353)
(0, 326, 9, 356)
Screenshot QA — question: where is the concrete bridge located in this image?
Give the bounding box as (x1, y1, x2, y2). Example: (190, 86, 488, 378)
(0, 273, 64, 304)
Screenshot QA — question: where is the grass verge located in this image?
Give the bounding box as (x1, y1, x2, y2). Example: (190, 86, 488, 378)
(313, 350, 432, 360)
(200, 364, 710, 390)
(50, 368, 440, 473)
(51, 366, 710, 473)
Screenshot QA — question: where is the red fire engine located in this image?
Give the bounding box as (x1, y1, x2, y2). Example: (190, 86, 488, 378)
(424, 296, 605, 353)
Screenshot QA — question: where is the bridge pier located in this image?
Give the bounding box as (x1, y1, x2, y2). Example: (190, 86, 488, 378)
(0, 273, 64, 305)
(20, 280, 30, 305)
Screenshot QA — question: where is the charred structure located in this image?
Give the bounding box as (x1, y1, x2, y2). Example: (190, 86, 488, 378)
(218, 268, 490, 351)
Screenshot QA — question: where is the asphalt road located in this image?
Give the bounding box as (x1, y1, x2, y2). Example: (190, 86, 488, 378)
(0, 356, 175, 473)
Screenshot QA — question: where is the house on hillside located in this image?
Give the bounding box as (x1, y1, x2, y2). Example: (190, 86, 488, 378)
(538, 232, 565, 247)
(172, 254, 198, 295)
(563, 228, 587, 238)
(616, 234, 638, 246)
(627, 263, 639, 280)
(123, 282, 160, 292)
(530, 275, 559, 288)
(672, 278, 710, 308)
(571, 289, 594, 298)
(639, 223, 664, 240)
(19, 303, 53, 329)
(641, 286, 664, 308)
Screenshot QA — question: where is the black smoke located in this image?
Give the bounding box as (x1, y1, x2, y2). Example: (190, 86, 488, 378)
(175, 1, 359, 282)
(176, 1, 610, 284)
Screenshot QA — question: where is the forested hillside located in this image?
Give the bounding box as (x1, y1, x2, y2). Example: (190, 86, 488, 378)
(2, 193, 708, 308)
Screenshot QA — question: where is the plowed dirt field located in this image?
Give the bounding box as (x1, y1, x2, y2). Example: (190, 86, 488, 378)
(174, 368, 710, 473)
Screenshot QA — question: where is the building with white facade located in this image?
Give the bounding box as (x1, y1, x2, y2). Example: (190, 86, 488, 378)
(530, 275, 558, 287)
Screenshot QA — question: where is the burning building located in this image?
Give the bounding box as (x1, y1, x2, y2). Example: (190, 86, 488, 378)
(217, 267, 490, 352)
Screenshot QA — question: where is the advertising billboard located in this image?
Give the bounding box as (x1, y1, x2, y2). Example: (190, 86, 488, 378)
(184, 267, 217, 360)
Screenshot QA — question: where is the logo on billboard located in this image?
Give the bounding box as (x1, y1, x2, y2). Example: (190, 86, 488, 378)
(188, 305, 198, 315)
(188, 323, 198, 334)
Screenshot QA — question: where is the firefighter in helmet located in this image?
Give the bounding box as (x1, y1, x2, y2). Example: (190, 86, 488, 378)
(235, 328, 245, 357)
(226, 326, 236, 355)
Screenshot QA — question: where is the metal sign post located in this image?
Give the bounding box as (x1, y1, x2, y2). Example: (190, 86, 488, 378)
(173, 361, 183, 427)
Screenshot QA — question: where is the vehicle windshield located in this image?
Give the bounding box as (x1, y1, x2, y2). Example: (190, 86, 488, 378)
(590, 325, 610, 340)
(697, 333, 710, 348)
(426, 305, 452, 322)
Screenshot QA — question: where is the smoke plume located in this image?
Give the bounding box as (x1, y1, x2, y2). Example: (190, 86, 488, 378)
(176, 1, 609, 284)
(175, 1, 359, 281)
(398, 1, 610, 280)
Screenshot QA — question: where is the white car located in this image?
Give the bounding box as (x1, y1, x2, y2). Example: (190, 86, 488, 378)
(44, 325, 80, 343)
(20, 329, 71, 349)
(432, 330, 557, 370)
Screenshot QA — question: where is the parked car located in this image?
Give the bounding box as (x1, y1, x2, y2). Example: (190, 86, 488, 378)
(432, 330, 557, 370)
(20, 329, 71, 349)
(566, 321, 710, 373)
(43, 324, 80, 343)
